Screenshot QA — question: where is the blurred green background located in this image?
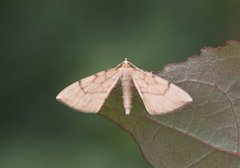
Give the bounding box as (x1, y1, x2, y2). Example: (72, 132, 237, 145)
(1, 0, 240, 168)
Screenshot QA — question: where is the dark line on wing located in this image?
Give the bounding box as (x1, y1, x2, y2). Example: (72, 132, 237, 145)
(162, 81, 171, 95)
(78, 81, 86, 94)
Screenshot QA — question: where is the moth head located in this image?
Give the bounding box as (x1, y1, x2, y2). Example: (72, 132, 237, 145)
(122, 58, 130, 68)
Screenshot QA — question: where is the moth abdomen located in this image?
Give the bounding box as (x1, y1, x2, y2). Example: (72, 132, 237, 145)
(121, 68, 133, 115)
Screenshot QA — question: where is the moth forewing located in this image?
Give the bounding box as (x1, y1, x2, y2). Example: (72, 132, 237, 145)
(131, 69, 192, 115)
(56, 68, 122, 113)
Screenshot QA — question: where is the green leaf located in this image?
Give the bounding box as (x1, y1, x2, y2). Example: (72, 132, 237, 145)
(99, 41, 240, 168)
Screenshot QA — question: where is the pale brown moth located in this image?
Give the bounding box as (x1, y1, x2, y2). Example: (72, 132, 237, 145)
(56, 58, 192, 115)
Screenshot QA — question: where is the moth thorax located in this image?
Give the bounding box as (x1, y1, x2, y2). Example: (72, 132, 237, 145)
(121, 68, 133, 115)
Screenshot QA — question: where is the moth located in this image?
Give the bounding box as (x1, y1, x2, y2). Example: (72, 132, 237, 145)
(56, 58, 192, 115)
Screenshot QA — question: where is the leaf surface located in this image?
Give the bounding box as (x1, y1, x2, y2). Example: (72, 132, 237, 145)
(99, 41, 240, 168)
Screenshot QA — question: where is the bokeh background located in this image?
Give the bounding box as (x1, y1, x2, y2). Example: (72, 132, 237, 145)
(1, 1, 240, 168)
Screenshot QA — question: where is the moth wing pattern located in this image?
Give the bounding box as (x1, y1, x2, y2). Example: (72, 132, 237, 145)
(56, 68, 122, 113)
(131, 69, 192, 115)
